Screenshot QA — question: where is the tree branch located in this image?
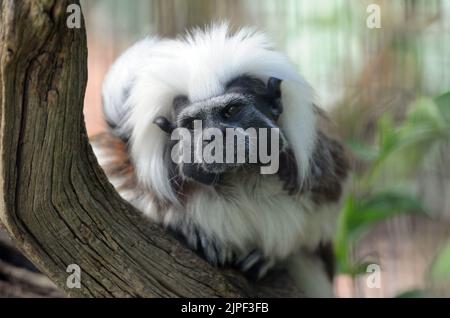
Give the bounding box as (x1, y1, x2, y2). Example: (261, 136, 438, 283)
(0, 0, 301, 297)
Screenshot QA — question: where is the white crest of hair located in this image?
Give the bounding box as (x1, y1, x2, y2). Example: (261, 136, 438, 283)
(102, 22, 317, 204)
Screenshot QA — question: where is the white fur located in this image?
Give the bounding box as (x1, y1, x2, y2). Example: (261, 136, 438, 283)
(103, 23, 316, 204)
(169, 175, 339, 262)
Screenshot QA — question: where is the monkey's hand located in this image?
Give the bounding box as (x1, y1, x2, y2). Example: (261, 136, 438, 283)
(234, 249, 273, 280)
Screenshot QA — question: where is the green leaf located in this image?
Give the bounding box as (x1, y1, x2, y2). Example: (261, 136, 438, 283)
(430, 242, 450, 284)
(346, 191, 424, 241)
(335, 192, 424, 275)
(335, 196, 358, 273)
(348, 261, 377, 277)
(434, 92, 450, 122)
(369, 95, 450, 182)
(347, 140, 379, 162)
(405, 97, 444, 130)
(377, 115, 399, 158)
(396, 289, 428, 298)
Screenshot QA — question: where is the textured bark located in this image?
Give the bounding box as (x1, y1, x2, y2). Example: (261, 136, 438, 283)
(0, 0, 301, 298)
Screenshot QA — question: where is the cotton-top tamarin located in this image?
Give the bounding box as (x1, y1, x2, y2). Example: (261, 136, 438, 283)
(92, 23, 349, 297)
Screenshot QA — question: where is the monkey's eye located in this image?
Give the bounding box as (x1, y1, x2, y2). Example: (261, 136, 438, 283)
(179, 117, 196, 130)
(184, 119, 195, 130)
(223, 103, 243, 119)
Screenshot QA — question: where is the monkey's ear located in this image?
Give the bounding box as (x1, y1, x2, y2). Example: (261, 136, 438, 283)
(153, 116, 176, 134)
(267, 77, 282, 99)
(173, 95, 190, 115)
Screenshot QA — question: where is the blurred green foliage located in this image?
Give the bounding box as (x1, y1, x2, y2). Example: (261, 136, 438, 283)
(336, 193, 424, 275)
(431, 242, 450, 284)
(335, 92, 450, 280)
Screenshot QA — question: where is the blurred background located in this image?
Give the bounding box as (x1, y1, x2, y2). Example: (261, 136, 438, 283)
(80, 0, 450, 298)
(2, 0, 448, 298)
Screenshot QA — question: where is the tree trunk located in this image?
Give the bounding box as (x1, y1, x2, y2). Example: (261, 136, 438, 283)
(0, 0, 301, 298)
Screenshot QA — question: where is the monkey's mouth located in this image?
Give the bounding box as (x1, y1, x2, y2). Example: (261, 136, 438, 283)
(179, 162, 240, 186)
(201, 161, 241, 174)
(180, 154, 279, 186)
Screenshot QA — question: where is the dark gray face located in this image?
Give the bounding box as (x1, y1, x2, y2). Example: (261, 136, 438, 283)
(154, 76, 285, 185)
(176, 76, 283, 128)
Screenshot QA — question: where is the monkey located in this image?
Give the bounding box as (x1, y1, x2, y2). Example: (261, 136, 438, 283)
(92, 23, 349, 297)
